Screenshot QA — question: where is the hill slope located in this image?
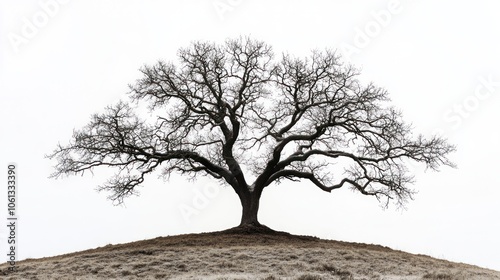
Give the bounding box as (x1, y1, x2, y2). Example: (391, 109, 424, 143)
(1, 229, 499, 280)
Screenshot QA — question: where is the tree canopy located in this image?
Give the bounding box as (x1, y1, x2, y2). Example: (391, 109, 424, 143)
(48, 37, 455, 227)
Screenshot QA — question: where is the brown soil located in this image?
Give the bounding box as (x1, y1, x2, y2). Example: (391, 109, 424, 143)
(1, 227, 499, 279)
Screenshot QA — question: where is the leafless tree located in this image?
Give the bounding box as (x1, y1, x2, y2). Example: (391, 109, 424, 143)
(48, 37, 455, 230)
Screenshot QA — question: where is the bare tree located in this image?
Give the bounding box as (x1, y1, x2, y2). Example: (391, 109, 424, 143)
(48, 37, 455, 230)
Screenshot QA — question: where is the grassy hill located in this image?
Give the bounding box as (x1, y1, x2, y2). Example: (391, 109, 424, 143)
(1, 228, 499, 279)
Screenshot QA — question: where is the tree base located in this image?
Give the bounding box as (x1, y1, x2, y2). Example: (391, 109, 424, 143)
(220, 223, 287, 235)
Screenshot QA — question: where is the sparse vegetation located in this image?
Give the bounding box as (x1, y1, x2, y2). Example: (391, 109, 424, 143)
(318, 263, 353, 279)
(0, 231, 498, 279)
(422, 272, 465, 280)
(296, 274, 323, 280)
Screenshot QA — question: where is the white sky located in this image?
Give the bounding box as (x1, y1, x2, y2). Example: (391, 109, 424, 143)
(1, 0, 500, 272)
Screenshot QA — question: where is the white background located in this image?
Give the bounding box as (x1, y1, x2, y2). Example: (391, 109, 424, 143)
(1, 0, 500, 271)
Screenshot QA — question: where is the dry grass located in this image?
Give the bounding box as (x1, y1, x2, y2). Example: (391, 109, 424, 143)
(1, 229, 499, 280)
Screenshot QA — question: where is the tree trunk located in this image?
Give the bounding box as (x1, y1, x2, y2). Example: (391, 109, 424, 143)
(222, 185, 277, 234)
(239, 189, 261, 227)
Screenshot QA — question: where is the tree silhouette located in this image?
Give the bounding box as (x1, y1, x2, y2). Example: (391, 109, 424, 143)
(48, 37, 455, 230)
